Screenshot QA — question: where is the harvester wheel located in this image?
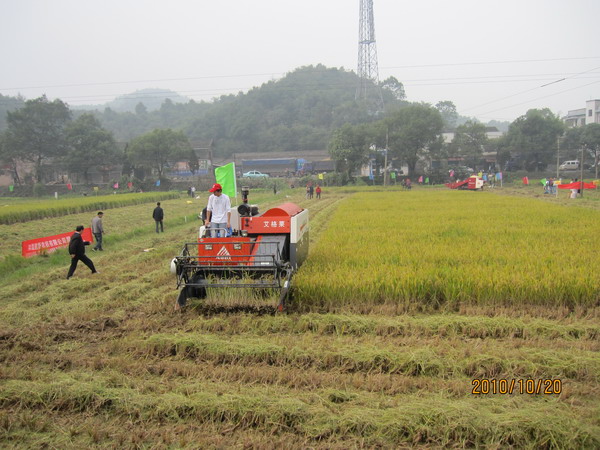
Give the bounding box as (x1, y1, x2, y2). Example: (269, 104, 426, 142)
(176, 287, 189, 308)
(189, 272, 207, 300)
(176, 273, 207, 309)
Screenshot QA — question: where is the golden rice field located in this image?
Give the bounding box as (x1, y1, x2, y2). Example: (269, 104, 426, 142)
(0, 186, 599, 448)
(295, 190, 600, 312)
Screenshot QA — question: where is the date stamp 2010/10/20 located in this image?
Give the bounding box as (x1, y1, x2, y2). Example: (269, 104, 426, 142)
(471, 378, 562, 395)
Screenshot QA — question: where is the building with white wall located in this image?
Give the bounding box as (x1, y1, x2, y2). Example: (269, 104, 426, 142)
(563, 99, 600, 127)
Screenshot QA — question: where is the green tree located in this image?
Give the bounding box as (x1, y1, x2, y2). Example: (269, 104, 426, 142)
(0, 132, 20, 184)
(0, 94, 26, 132)
(186, 148, 199, 175)
(135, 102, 148, 115)
(64, 114, 121, 183)
(435, 101, 458, 129)
(450, 120, 488, 169)
(504, 108, 564, 171)
(385, 103, 444, 177)
(4, 95, 71, 182)
(380, 76, 406, 101)
(561, 126, 583, 156)
(581, 123, 600, 176)
(127, 128, 192, 179)
(328, 123, 369, 179)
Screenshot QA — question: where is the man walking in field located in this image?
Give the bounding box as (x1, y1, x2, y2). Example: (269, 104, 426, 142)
(153, 202, 164, 233)
(205, 183, 231, 237)
(67, 225, 98, 279)
(91, 211, 104, 251)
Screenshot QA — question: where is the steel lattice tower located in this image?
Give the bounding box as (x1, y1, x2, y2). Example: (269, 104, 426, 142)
(356, 0, 384, 112)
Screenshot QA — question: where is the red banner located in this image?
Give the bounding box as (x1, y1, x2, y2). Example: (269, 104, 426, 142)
(21, 228, 93, 258)
(558, 182, 597, 190)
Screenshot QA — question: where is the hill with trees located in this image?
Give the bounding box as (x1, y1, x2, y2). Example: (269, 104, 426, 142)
(84, 65, 409, 158)
(72, 88, 191, 113)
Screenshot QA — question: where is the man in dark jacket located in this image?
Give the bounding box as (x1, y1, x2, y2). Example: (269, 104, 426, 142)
(66, 225, 98, 279)
(153, 202, 164, 233)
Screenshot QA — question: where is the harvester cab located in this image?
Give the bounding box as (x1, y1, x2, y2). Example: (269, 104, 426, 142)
(171, 187, 309, 311)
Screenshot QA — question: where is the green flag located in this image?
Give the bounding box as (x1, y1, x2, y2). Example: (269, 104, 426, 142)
(215, 162, 237, 199)
(8, 185, 14, 192)
(540, 178, 547, 185)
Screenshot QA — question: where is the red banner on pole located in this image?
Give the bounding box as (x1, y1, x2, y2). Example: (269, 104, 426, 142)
(558, 181, 597, 190)
(21, 228, 93, 258)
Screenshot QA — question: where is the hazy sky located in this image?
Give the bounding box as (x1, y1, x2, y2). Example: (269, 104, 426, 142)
(1, 0, 599, 123)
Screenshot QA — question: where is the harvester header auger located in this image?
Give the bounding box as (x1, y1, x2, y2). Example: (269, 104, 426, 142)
(445, 175, 484, 190)
(171, 187, 309, 311)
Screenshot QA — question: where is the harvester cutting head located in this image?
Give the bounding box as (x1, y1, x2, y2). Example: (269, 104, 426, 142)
(172, 188, 309, 311)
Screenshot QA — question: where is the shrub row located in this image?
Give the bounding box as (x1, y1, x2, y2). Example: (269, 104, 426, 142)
(0, 192, 180, 225)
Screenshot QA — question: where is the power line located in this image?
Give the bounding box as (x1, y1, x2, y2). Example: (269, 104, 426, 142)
(476, 79, 600, 117)
(11, 72, 596, 106)
(2, 56, 599, 93)
(381, 56, 600, 70)
(462, 65, 600, 113)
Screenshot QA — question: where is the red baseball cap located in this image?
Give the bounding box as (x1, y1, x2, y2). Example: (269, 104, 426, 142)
(209, 183, 222, 192)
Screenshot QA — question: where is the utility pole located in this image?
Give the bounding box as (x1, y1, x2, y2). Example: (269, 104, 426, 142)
(580, 145, 585, 198)
(356, 0, 384, 112)
(383, 127, 389, 186)
(556, 136, 560, 179)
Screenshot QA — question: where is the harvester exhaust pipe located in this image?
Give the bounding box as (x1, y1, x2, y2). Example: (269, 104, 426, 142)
(238, 186, 259, 217)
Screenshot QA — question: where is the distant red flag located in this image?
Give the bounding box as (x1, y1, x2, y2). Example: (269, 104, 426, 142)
(113, 182, 119, 189)
(522, 176, 529, 185)
(67, 183, 72, 190)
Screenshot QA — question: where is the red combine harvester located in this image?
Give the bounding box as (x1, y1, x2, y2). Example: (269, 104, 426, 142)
(171, 187, 309, 310)
(445, 176, 484, 190)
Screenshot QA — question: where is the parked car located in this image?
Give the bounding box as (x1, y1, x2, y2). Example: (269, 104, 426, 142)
(242, 170, 269, 178)
(559, 160, 580, 171)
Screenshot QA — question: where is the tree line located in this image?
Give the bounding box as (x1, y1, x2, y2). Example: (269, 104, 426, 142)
(1, 64, 599, 188)
(329, 105, 600, 178)
(0, 96, 193, 186)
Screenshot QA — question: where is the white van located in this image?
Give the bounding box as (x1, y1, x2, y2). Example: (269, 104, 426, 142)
(559, 160, 580, 171)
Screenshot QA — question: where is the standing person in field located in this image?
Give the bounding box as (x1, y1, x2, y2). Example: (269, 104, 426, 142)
(67, 225, 98, 279)
(91, 211, 104, 251)
(309, 184, 314, 199)
(153, 202, 164, 233)
(570, 179, 578, 199)
(315, 184, 322, 199)
(206, 183, 231, 237)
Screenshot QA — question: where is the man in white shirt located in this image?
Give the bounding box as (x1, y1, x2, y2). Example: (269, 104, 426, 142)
(206, 183, 231, 237)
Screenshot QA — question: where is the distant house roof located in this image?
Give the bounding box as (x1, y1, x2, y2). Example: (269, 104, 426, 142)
(212, 149, 330, 167)
(190, 141, 212, 159)
(564, 108, 586, 118)
(232, 150, 329, 160)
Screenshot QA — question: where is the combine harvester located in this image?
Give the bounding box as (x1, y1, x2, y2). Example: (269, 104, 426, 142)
(445, 175, 484, 190)
(171, 187, 309, 311)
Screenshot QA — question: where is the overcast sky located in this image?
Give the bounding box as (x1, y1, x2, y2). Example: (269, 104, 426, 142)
(1, 0, 599, 123)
